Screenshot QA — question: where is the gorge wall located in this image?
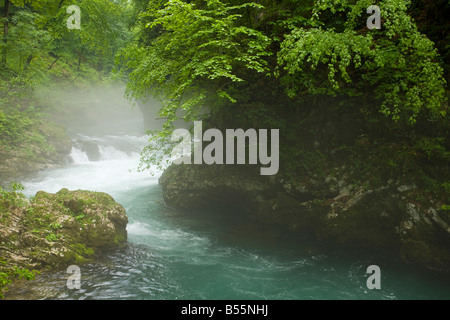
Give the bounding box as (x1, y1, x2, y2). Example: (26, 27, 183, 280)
(159, 101, 450, 272)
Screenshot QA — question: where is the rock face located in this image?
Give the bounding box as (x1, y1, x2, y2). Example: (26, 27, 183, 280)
(0, 189, 128, 271)
(73, 140, 101, 161)
(159, 163, 450, 271)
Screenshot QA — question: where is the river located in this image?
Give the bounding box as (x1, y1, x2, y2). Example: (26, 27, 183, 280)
(4, 118, 450, 300)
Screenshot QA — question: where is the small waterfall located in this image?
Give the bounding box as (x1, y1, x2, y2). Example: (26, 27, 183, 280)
(69, 147, 89, 164)
(98, 145, 130, 161)
(22, 133, 161, 197)
(70, 134, 148, 163)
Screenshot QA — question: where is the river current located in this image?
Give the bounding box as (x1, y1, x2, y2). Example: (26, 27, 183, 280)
(4, 121, 450, 300)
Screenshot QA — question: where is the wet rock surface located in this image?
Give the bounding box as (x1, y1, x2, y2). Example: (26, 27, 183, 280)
(0, 188, 128, 271)
(159, 163, 450, 271)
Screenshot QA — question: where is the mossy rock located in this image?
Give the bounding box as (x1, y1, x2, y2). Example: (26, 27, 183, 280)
(0, 188, 128, 272)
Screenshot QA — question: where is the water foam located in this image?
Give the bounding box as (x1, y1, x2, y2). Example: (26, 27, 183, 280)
(69, 147, 89, 164)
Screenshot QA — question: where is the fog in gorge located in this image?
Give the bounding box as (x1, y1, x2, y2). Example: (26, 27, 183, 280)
(37, 84, 147, 137)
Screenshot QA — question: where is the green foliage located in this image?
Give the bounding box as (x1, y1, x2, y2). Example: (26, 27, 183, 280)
(0, 259, 38, 298)
(120, 0, 449, 174)
(2, 0, 131, 74)
(0, 107, 38, 146)
(13, 266, 37, 281)
(1, 0, 131, 92)
(138, 134, 177, 173)
(0, 0, 132, 168)
(278, 28, 374, 95)
(277, 0, 448, 125)
(118, 0, 275, 170)
(118, 0, 272, 131)
(416, 137, 450, 161)
(0, 273, 12, 298)
(0, 182, 27, 212)
(45, 233, 59, 242)
(47, 0, 131, 72)
(442, 182, 450, 194)
(49, 222, 62, 230)
(1, 9, 52, 72)
(75, 213, 85, 223)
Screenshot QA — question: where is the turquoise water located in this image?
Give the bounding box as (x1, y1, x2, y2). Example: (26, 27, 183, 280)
(5, 132, 450, 300)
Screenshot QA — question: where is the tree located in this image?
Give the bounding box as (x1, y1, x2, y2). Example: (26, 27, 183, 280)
(120, 0, 447, 132)
(117, 0, 449, 175)
(117, 0, 272, 132)
(0, 0, 130, 78)
(1, 0, 11, 65)
(35, 0, 130, 74)
(277, 0, 447, 126)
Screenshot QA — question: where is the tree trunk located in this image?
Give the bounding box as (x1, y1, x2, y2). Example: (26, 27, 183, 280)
(77, 47, 84, 72)
(48, 56, 60, 70)
(2, 0, 11, 66)
(23, 54, 33, 71)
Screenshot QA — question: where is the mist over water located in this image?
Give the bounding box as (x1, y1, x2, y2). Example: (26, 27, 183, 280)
(5, 88, 450, 300)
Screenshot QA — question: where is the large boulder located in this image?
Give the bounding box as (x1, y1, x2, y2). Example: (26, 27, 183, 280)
(0, 188, 128, 271)
(73, 140, 101, 161)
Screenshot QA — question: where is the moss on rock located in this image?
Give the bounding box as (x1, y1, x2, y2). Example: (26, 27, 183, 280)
(0, 188, 128, 295)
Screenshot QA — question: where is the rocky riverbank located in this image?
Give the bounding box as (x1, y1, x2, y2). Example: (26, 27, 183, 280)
(159, 162, 450, 272)
(0, 188, 128, 296)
